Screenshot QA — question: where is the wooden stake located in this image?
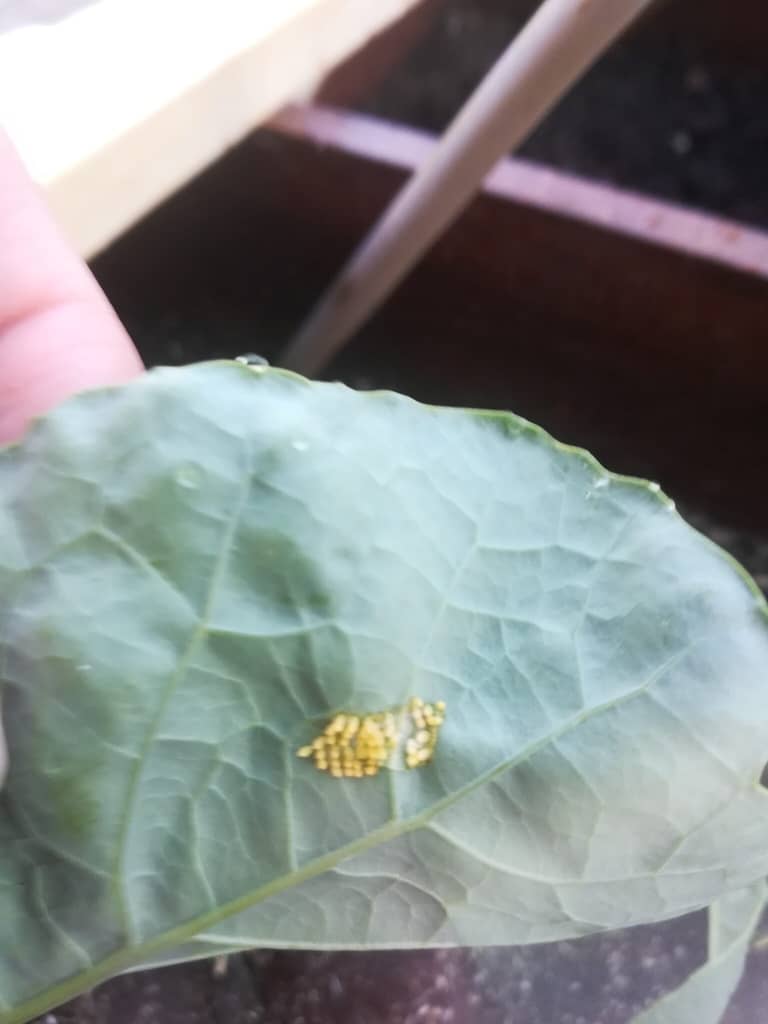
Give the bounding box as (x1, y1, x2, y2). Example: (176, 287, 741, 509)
(281, 0, 656, 375)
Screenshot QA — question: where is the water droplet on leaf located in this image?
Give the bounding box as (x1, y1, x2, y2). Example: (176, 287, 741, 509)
(176, 465, 203, 489)
(235, 353, 269, 373)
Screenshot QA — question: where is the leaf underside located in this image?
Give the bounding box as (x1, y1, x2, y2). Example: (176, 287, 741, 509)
(1, 362, 767, 1022)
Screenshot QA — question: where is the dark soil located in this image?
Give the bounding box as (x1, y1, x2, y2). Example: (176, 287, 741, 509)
(31, 1, 768, 1021)
(359, 0, 768, 229)
(31, 915, 768, 1024)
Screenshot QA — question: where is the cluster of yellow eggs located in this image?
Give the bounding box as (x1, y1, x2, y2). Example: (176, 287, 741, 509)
(297, 710, 398, 778)
(297, 697, 446, 778)
(403, 696, 446, 769)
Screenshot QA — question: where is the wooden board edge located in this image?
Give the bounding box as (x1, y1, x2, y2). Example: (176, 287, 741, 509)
(40, 0, 427, 258)
(270, 103, 768, 283)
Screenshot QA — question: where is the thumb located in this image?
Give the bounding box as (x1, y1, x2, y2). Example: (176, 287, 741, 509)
(0, 129, 143, 443)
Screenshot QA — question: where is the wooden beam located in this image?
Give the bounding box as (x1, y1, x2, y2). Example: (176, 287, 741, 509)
(0, 0, 427, 258)
(273, 105, 768, 282)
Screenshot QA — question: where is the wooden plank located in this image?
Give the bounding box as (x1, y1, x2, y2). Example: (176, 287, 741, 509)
(268, 104, 768, 383)
(0, 0, 426, 258)
(273, 104, 768, 285)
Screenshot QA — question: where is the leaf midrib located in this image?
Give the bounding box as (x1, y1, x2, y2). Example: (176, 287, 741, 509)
(7, 643, 712, 1024)
(111, 441, 255, 943)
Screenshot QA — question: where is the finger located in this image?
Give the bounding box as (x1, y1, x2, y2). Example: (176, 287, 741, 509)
(0, 130, 143, 443)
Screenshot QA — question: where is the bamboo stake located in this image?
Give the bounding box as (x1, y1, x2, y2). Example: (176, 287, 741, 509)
(280, 0, 656, 375)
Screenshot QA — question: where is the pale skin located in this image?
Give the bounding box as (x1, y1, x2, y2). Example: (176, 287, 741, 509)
(0, 130, 143, 783)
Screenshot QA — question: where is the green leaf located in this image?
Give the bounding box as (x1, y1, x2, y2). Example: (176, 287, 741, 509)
(1, 362, 768, 1023)
(630, 882, 766, 1024)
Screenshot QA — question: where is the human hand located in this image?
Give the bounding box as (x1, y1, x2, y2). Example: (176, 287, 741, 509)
(0, 130, 143, 783)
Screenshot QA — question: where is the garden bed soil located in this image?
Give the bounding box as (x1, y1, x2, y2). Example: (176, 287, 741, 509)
(359, 0, 768, 230)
